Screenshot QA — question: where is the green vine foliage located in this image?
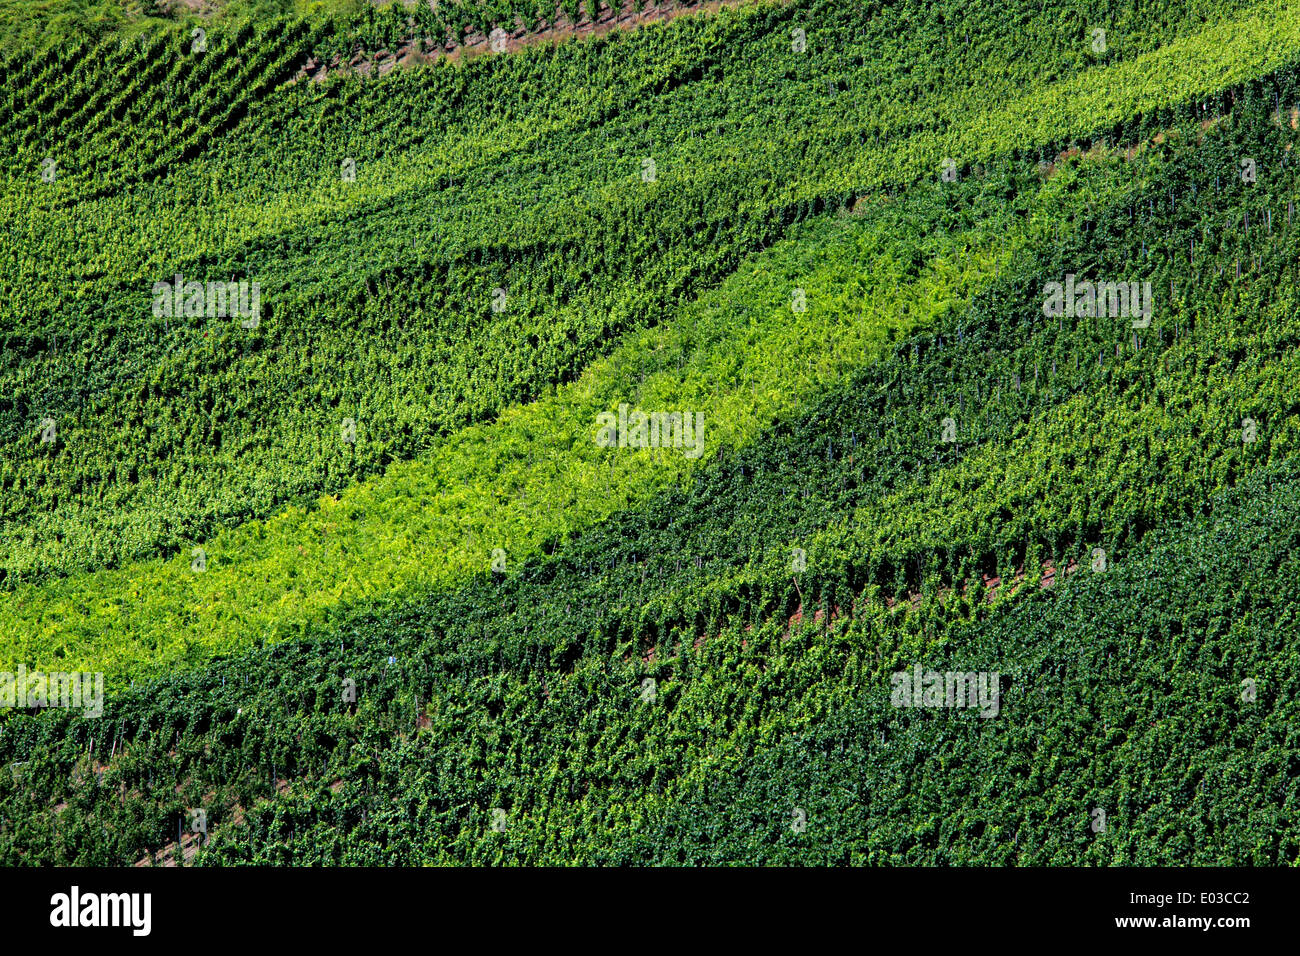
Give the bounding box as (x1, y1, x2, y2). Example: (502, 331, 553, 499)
(2, 0, 1300, 864)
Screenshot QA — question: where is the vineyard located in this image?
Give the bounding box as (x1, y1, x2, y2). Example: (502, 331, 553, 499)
(1, 0, 1299, 865)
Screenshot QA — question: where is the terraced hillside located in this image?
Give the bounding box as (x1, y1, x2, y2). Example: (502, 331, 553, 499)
(1, 0, 1299, 864)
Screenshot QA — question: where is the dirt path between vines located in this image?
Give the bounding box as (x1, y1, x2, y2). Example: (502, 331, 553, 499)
(294, 0, 768, 83)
